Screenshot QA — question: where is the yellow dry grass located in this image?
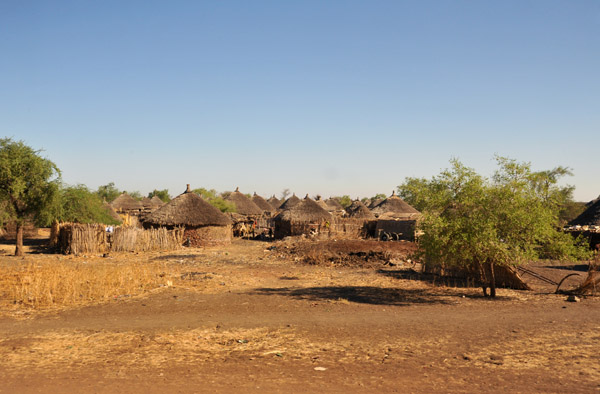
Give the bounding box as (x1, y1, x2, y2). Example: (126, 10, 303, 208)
(0, 256, 176, 310)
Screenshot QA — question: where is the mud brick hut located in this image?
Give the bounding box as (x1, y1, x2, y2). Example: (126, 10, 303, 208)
(273, 195, 333, 239)
(267, 195, 282, 210)
(566, 195, 600, 249)
(278, 193, 301, 210)
(369, 191, 421, 241)
(143, 185, 232, 246)
(335, 199, 375, 238)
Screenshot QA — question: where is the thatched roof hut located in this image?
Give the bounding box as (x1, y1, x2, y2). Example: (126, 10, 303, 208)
(368, 198, 383, 209)
(315, 196, 333, 212)
(111, 193, 144, 214)
(569, 198, 600, 227)
(325, 198, 344, 211)
(273, 196, 332, 239)
(252, 192, 277, 214)
(279, 194, 301, 210)
(141, 196, 165, 211)
(345, 199, 375, 219)
(371, 191, 420, 219)
(226, 187, 263, 216)
(144, 185, 231, 246)
(267, 195, 282, 209)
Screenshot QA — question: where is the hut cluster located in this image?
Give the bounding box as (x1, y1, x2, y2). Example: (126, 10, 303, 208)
(40, 184, 426, 254)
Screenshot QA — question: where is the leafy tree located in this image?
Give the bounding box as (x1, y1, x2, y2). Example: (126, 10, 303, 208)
(192, 188, 236, 213)
(336, 195, 352, 209)
(148, 189, 171, 203)
(126, 190, 143, 200)
(96, 182, 121, 202)
(56, 184, 121, 225)
(0, 138, 61, 256)
(280, 188, 291, 201)
(398, 157, 592, 297)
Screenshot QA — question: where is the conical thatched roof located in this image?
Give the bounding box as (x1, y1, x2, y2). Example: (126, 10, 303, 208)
(368, 198, 383, 209)
(315, 196, 333, 212)
(142, 196, 165, 210)
(279, 194, 301, 210)
(226, 188, 263, 216)
(371, 191, 420, 219)
(144, 187, 231, 227)
(345, 200, 375, 219)
(325, 198, 344, 210)
(111, 193, 144, 212)
(252, 192, 276, 213)
(274, 196, 332, 222)
(267, 195, 282, 209)
(569, 198, 600, 226)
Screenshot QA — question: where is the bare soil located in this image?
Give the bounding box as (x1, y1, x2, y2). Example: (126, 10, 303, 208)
(0, 237, 599, 393)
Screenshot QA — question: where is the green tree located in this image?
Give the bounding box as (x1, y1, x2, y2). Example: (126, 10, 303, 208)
(398, 157, 592, 297)
(56, 184, 121, 225)
(126, 190, 143, 200)
(148, 189, 171, 203)
(334, 195, 352, 209)
(96, 182, 121, 202)
(192, 188, 236, 213)
(0, 138, 61, 256)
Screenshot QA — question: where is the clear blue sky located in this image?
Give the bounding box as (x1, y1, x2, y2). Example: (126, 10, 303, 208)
(1, 1, 598, 201)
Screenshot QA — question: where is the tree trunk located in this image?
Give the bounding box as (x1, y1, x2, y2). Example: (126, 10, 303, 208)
(488, 261, 496, 298)
(477, 262, 488, 297)
(15, 222, 24, 256)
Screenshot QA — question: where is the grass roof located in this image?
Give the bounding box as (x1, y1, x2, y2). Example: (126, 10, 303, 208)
(226, 188, 263, 215)
(144, 189, 231, 227)
(274, 196, 332, 223)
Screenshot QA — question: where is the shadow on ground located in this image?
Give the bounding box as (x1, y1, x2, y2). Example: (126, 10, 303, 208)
(252, 286, 456, 306)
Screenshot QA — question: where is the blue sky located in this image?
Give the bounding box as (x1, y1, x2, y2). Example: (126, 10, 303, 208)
(1, 1, 598, 201)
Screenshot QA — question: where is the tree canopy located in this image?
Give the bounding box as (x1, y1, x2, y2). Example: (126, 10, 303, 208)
(148, 189, 171, 203)
(54, 184, 121, 225)
(192, 188, 236, 213)
(0, 138, 61, 255)
(398, 157, 592, 297)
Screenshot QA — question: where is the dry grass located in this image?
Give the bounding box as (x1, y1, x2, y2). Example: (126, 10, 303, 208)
(0, 258, 174, 309)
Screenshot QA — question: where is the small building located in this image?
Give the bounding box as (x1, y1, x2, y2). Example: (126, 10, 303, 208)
(566, 196, 600, 249)
(273, 195, 333, 239)
(143, 185, 232, 246)
(267, 195, 282, 210)
(370, 191, 421, 241)
(278, 193, 301, 210)
(111, 193, 144, 215)
(252, 192, 277, 216)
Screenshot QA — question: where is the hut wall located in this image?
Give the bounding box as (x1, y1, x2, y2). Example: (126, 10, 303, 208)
(274, 219, 332, 239)
(332, 218, 368, 239)
(374, 220, 416, 241)
(184, 225, 232, 247)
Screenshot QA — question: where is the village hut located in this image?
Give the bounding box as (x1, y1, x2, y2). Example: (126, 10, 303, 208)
(368, 198, 384, 209)
(370, 191, 420, 219)
(226, 188, 263, 216)
(279, 193, 301, 210)
(345, 199, 375, 219)
(143, 185, 232, 246)
(315, 196, 333, 212)
(369, 191, 421, 241)
(325, 198, 344, 211)
(267, 195, 282, 209)
(273, 195, 333, 239)
(252, 192, 277, 215)
(141, 196, 165, 211)
(111, 193, 144, 215)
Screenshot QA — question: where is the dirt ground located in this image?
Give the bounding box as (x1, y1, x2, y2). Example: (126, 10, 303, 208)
(0, 236, 599, 393)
